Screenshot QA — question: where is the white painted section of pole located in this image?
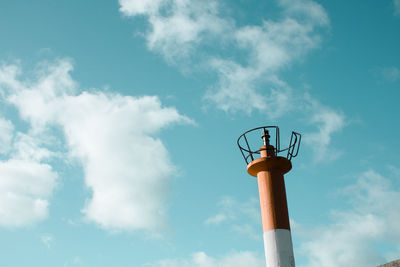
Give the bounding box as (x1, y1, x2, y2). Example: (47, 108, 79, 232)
(263, 229, 295, 267)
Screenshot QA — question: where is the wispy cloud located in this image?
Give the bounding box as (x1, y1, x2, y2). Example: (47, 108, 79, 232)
(0, 158, 58, 227)
(394, 0, 400, 16)
(304, 96, 346, 162)
(120, 0, 329, 114)
(40, 233, 54, 248)
(278, 0, 329, 25)
(120, 0, 345, 162)
(0, 116, 58, 227)
(299, 170, 400, 267)
(143, 251, 264, 267)
(0, 118, 13, 154)
(204, 196, 261, 240)
(205, 0, 328, 114)
(0, 59, 193, 232)
(381, 66, 400, 82)
(63, 256, 83, 267)
(119, 0, 229, 63)
(204, 213, 228, 225)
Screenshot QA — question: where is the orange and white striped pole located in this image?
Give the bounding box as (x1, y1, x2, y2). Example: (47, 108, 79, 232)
(247, 130, 295, 267)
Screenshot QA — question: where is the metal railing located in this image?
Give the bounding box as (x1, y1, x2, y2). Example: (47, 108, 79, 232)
(237, 126, 301, 164)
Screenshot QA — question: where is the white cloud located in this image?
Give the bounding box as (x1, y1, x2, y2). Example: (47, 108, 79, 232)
(63, 256, 83, 267)
(278, 0, 329, 26)
(205, 13, 322, 114)
(143, 251, 265, 267)
(207, 8, 327, 113)
(203, 59, 270, 114)
(205, 5, 327, 115)
(120, 0, 347, 161)
(119, 0, 228, 62)
(299, 170, 400, 267)
(12, 132, 57, 162)
(382, 66, 400, 82)
(119, 0, 165, 16)
(0, 63, 22, 93)
(0, 159, 58, 227)
(120, 0, 329, 115)
(120, 0, 345, 161)
(0, 117, 14, 154)
(0, 59, 192, 231)
(234, 18, 322, 70)
(204, 196, 261, 240)
(40, 233, 54, 248)
(0, 115, 57, 227)
(204, 213, 228, 225)
(394, 0, 400, 16)
(304, 97, 345, 162)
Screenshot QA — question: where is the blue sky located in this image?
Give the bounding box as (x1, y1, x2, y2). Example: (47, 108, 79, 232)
(0, 0, 400, 266)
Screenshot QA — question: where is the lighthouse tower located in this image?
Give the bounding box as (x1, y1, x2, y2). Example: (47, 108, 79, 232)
(237, 126, 301, 267)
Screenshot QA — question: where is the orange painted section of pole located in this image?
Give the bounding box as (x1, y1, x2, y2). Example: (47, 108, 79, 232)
(248, 145, 292, 232)
(257, 170, 291, 232)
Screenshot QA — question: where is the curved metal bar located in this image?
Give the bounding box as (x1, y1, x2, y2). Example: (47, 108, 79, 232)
(237, 126, 279, 163)
(287, 133, 296, 160)
(291, 132, 301, 158)
(286, 131, 301, 161)
(243, 134, 253, 162)
(237, 126, 279, 151)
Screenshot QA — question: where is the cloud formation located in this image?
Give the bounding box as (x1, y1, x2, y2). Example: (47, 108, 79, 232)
(0, 115, 58, 227)
(0, 118, 13, 154)
(120, 0, 328, 114)
(304, 98, 345, 162)
(395, 0, 400, 16)
(0, 158, 58, 227)
(119, 0, 329, 113)
(119, 0, 228, 62)
(204, 196, 261, 240)
(299, 170, 400, 267)
(0, 59, 192, 231)
(143, 251, 265, 267)
(120, 0, 344, 162)
(40, 233, 54, 248)
(205, 0, 328, 114)
(382, 66, 400, 82)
